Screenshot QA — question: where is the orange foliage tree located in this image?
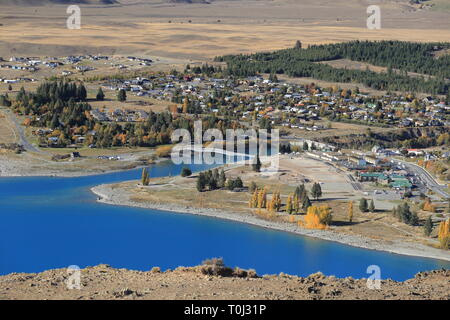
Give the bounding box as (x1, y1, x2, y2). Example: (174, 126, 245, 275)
(303, 205, 333, 230)
(438, 219, 450, 250)
(422, 198, 436, 213)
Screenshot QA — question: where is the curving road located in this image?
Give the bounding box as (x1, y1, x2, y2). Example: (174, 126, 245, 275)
(396, 159, 449, 199)
(5, 110, 45, 154)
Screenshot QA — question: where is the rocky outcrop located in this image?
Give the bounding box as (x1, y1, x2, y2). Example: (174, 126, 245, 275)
(0, 264, 448, 300)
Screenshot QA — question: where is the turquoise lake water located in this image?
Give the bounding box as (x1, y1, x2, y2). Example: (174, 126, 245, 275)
(0, 160, 448, 280)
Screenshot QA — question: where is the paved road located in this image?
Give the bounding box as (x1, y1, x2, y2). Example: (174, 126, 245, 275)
(6, 110, 45, 154)
(347, 174, 363, 191)
(395, 159, 449, 199)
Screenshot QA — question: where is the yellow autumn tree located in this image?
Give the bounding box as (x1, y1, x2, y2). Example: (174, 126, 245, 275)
(267, 191, 280, 212)
(422, 198, 436, 213)
(348, 201, 353, 223)
(438, 219, 450, 250)
(249, 189, 259, 208)
(293, 194, 300, 213)
(273, 191, 282, 212)
(257, 188, 267, 209)
(286, 194, 293, 214)
(267, 194, 275, 212)
(182, 97, 189, 113)
(303, 205, 333, 230)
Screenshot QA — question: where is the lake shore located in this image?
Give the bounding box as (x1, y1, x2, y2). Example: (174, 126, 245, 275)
(0, 153, 160, 178)
(91, 183, 450, 262)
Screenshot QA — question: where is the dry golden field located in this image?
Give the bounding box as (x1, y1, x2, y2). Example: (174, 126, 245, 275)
(0, 108, 18, 144)
(0, 0, 450, 60)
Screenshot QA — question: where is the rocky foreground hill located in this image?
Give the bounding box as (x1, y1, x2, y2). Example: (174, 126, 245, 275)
(0, 263, 448, 300)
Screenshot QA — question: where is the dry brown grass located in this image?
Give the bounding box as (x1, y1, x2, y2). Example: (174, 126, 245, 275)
(280, 120, 395, 140)
(0, 109, 18, 144)
(2, 22, 450, 60)
(1, 0, 450, 59)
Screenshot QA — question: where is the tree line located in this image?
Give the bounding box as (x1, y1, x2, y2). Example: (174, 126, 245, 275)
(216, 40, 450, 95)
(6, 81, 241, 149)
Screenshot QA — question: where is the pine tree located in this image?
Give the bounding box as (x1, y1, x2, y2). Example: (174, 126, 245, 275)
(401, 202, 411, 224)
(294, 186, 301, 198)
(253, 155, 262, 172)
(359, 198, 368, 213)
(77, 84, 87, 101)
(196, 173, 206, 192)
(303, 142, 309, 151)
(311, 183, 322, 200)
(181, 167, 192, 177)
(118, 89, 127, 102)
(410, 211, 419, 226)
(249, 181, 257, 193)
(96, 87, 105, 101)
(392, 206, 398, 219)
(369, 199, 375, 213)
(424, 216, 433, 237)
(218, 169, 226, 188)
(302, 195, 311, 211)
(50, 113, 59, 129)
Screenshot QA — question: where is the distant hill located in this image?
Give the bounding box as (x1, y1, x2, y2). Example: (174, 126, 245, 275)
(0, 0, 213, 5)
(0, 0, 118, 5)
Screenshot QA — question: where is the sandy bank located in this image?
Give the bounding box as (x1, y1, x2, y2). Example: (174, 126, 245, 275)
(91, 183, 450, 262)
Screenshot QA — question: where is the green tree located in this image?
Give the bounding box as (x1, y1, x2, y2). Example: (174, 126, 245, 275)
(253, 155, 261, 172)
(424, 216, 433, 237)
(369, 199, 375, 213)
(118, 89, 127, 102)
(197, 173, 206, 192)
(50, 113, 59, 129)
(249, 181, 257, 193)
(218, 169, 226, 188)
(311, 183, 322, 200)
(96, 87, 105, 101)
(0, 94, 11, 107)
(303, 142, 309, 151)
(302, 195, 311, 211)
(181, 167, 192, 177)
(359, 198, 368, 212)
(77, 84, 87, 101)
